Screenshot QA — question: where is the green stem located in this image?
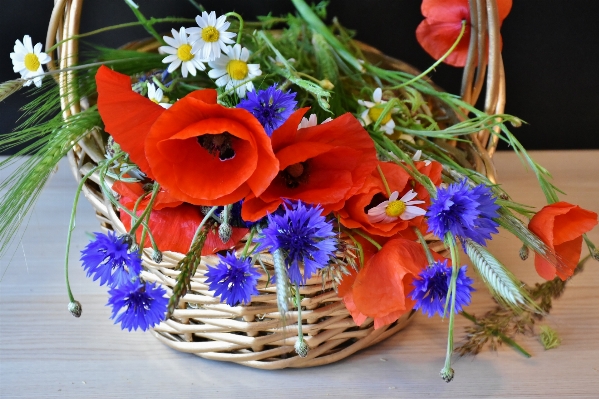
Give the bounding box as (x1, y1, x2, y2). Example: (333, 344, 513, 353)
(46, 17, 193, 53)
(124, 0, 164, 45)
(376, 164, 392, 197)
(392, 20, 467, 90)
(129, 182, 160, 236)
(347, 228, 382, 251)
(413, 227, 435, 265)
(225, 12, 245, 44)
(190, 206, 218, 251)
(441, 233, 460, 380)
(295, 284, 305, 343)
(64, 164, 101, 303)
(241, 227, 257, 259)
(460, 311, 532, 358)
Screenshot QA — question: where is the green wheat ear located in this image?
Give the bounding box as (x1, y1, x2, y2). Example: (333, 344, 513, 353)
(465, 240, 541, 313)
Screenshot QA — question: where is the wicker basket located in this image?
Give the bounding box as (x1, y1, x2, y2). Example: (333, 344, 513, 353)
(46, 0, 505, 369)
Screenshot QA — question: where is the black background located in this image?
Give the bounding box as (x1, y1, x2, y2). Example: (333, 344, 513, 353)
(1, 0, 598, 152)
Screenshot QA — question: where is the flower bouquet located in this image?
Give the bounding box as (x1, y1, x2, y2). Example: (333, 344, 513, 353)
(1, 0, 597, 380)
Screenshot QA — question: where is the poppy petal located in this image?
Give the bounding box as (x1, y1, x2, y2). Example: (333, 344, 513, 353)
(352, 239, 426, 320)
(96, 66, 164, 177)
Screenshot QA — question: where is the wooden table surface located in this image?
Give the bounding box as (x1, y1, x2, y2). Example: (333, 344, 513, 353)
(0, 150, 598, 398)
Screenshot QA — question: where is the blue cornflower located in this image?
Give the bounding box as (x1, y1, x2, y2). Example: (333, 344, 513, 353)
(80, 231, 142, 288)
(256, 201, 337, 285)
(410, 260, 474, 317)
(426, 180, 500, 246)
(107, 279, 168, 331)
(237, 84, 297, 135)
(205, 252, 261, 306)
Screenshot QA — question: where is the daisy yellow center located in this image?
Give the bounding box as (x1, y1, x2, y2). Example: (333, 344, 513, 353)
(385, 200, 406, 217)
(24, 53, 41, 72)
(368, 105, 392, 124)
(227, 59, 249, 80)
(202, 26, 220, 43)
(177, 44, 194, 61)
(151, 99, 159, 104)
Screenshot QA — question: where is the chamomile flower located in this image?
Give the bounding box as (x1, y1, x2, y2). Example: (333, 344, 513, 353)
(159, 27, 206, 78)
(367, 189, 426, 224)
(208, 44, 261, 98)
(10, 35, 51, 87)
(146, 83, 172, 109)
(188, 11, 236, 61)
(358, 87, 396, 134)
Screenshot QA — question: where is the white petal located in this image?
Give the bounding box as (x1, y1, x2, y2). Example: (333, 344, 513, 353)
(181, 62, 189, 78)
(214, 74, 230, 87)
(399, 190, 417, 202)
(185, 61, 197, 76)
(401, 206, 427, 220)
(389, 191, 399, 201)
(38, 53, 51, 64)
(33, 42, 42, 54)
(412, 150, 422, 161)
(160, 46, 177, 55)
(167, 59, 181, 73)
(208, 68, 226, 79)
(23, 35, 33, 53)
(373, 87, 382, 103)
(163, 36, 179, 48)
(162, 54, 178, 64)
(240, 46, 250, 62)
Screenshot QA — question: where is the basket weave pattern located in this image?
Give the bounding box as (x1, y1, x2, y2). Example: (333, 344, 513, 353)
(50, 0, 504, 369)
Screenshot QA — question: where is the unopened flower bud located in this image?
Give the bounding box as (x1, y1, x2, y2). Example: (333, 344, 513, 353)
(591, 248, 599, 262)
(319, 79, 334, 90)
(119, 234, 134, 247)
(68, 300, 82, 318)
(440, 367, 454, 383)
(152, 250, 163, 264)
(295, 340, 310, 358)
(519, 245, 529, 261)
(218, 223, 232, 243)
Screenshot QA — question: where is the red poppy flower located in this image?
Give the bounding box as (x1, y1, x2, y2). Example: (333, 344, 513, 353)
(340, 238, 432, 329)
(96, 65, 279, 206)
(241, 108, 378, 221)
(113, 181, 248, 255)
(416, 0, 513, 67)
(338, 160, 442, 239)
(528, 202, 597, 281)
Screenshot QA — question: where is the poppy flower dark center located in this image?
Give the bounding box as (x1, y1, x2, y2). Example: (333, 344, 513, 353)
(281, 162, 308, 188)
(197, 132, 236, 161)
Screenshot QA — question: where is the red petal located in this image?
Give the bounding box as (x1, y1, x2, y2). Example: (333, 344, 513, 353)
(202, 227, 249, 256)
(95, 66, 164, 178)
(144, 96, 278, 205)
(416, 19, 471, 67)
(421, 0, 469, 22)
(352, 239, 427, 321)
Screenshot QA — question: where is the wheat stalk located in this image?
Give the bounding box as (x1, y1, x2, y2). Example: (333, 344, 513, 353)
(0, 79, 26, 103)
(465, 240, 540, 312)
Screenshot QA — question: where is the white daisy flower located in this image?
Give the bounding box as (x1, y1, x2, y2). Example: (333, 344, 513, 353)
(298, 114, 332, 129)
(159, 27, 206, 78)
(358, 87, 396, 135)
(208, 44, 261, 98)
(187, 11, 236, 61)
(367, 190, 426, 224)
(147, 83, 172, 109)
(10, 35, 51, 88)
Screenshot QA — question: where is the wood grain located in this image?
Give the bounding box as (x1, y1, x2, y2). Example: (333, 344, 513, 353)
(0, 151, 598, 398)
